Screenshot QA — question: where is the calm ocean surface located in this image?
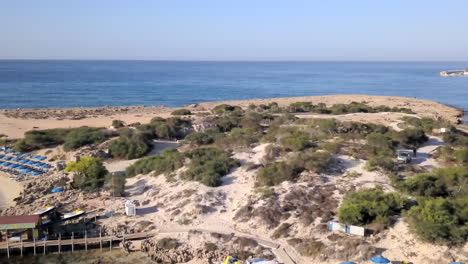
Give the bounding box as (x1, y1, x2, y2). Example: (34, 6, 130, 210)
(0, 60, 466, 120)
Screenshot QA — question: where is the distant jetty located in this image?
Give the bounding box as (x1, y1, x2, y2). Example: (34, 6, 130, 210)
(440, 69, 468, 77)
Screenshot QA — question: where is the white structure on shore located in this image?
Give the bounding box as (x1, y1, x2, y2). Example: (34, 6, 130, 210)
(440, 69, 468, 77)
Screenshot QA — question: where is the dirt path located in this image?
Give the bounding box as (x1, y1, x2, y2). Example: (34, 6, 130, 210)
(411, 136, 444, 170)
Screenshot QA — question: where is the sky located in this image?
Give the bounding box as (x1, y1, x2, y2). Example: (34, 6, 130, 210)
(1, 0, 468, 61)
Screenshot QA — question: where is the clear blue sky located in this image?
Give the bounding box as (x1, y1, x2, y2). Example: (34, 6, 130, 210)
(1, 0, 467, 61)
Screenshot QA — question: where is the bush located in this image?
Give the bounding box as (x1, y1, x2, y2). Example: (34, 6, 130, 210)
(397, 128, 428, 148)
(184, 132, 214, 145)
(65, 156, 109, 190)
(215, 127, 260, 149)
(256, 162, 297, 186)
(279, 130, 310, 151)
(338, 188, 407, 226)
(367, 155, 396, 172)
(13, 127, 107, 152)
(138, 117, 191, 140)
(443, 127, 468, 147)
(125, 148, 185, 177)
(109, 132, 151, 159)
(290, 150, 332, 173)
(112, 120, 125, 128)
(171, 109, 191, 116)
(212, 104, 244, 116)
(401, 167, 468, 198)
(365, 132, 396, 156)
(182, 147, 239, 187)
(407, 197, 468, 244)
(63, 127, 107, 151)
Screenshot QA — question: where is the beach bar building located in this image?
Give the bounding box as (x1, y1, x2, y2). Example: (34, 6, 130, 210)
(0, 215, 41, 242)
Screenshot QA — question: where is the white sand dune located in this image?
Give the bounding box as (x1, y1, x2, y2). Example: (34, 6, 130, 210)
(0, 172, 22, 209)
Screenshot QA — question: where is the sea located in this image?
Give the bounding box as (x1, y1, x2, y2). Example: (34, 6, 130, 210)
(0, 60, 467, 123)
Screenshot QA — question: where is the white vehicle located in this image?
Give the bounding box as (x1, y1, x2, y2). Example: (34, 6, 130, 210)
(397, 151, 412, 163)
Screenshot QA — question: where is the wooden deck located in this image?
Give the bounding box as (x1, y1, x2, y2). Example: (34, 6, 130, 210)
(0, 231, 156, 258)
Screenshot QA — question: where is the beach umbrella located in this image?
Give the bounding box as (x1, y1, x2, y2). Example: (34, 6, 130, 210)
(51, 187, 64, 193)
(8, 164, 17, 168)
(21, 169, 31, 173)
(5, 150, 13, 154)
(11, 157, 19, 161)
(3, 156, 11, 160)
(370, 257, 390, 263)
(43, 164, 52, 169)
(31, 172, 42, 176)
(340, 262, 357, 264)
(449, 262, 465, 264)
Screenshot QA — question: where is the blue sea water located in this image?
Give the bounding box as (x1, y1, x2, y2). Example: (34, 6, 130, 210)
(0, 60, 466, 119)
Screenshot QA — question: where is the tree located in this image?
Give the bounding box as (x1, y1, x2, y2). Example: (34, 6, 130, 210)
(65, 157, 108, 190)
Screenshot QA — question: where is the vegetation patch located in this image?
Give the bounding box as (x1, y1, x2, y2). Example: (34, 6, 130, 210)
(255, 161, 297, 186)
(125, 148, 185, 177)
(65, 156, 109, 190)
(14, 127, 108, 152)
(338, 188, 407, 227)
(171, 109, 192, 116)
(181, 147, 240, 187)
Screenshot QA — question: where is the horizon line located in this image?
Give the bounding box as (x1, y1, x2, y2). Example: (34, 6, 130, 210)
(1, 59, 468, 63)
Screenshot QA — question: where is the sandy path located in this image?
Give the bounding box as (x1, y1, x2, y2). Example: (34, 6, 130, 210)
(0, 172, 22, 209)
(411, 136, 444, 170)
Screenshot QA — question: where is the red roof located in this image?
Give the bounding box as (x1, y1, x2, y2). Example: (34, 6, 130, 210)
(0, 215, 40, 225)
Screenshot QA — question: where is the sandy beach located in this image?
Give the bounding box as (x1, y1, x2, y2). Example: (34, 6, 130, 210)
(0, 95, 464, 139)
(0, 172, 22, 209)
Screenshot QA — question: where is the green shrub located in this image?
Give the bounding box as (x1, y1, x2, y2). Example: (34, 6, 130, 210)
(214, 116, 242, 132)
(365, 132, 396, 156)
(63, 127, 107, 151)
(367, 155, 396, 172)
(112, 120, 125, 128)
(288, 102, 314, 113)
(184, 132, 214, 145)
(171, 109, 192, 116)
(397, 128, 428, 148)
(443, 127, 468, 147)
(338, 188, 407, 225)
(65, 156, 109, 190)
(290, 150, 332, 173)
(407, 197, 468, 244)
(279, 130, 310, 151)
(454, 148, 468, 165)
(109, 132, 151, 159)
(256, 162, 297, 186)
(320, 142, 341, 154)
(401, 167, 468, 198)
(125, 148, 185, 177)
(212, 104, 244, 116)
(215, 127, 260, 149)
(256, 187, 275, 199)
(182, 147, 240, 187)
(14, 127, 107, 152)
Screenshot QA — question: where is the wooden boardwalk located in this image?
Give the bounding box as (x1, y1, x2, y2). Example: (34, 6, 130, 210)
(0, 231, 156, 258)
